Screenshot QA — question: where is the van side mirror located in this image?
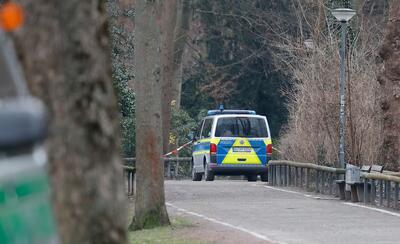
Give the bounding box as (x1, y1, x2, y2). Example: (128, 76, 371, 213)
(188, 131, 196, 142)
(0, 97, 47, 151)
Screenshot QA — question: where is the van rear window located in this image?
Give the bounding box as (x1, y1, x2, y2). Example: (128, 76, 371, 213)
(215, 117, 268, 138)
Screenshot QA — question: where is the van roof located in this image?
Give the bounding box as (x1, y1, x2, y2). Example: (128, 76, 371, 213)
(207, 110, 256, 116)
(205, 114, 266, 120)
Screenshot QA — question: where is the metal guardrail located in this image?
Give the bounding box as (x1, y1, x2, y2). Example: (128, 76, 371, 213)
(122, 157, 192, 196)
(268, 160, 345, 196)
(382, 170, 400, 177)
(123, 158, 400, 209)
(122, 165, 135, 196)
(269, 160, 400, 211)
(123, 157, 192, 178)
(359, 172, 400, 209)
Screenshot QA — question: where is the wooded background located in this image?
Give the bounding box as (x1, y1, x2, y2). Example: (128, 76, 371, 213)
(6, 0, 400, 243)
(110, 0, 396, 170)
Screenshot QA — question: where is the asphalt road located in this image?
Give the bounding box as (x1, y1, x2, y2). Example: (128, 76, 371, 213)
(165, 180, 400, 244)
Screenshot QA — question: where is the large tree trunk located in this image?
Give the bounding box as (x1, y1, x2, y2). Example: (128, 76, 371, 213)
(161, 0, 178, 154)
(131, 0, 170, 230)
(379, 1, 400, 170)
(162, 0, 191, 152)
(171, 0, 191, 110)
(13, 1, 127, 243)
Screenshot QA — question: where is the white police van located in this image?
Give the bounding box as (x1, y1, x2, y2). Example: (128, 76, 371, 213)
(191, 108, 272, 182)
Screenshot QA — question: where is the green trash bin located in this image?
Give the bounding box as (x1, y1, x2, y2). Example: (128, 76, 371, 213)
(0, 98, 59, 244)
(0, 151, 59, 244)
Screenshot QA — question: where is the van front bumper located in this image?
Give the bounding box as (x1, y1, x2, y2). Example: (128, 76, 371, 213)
(209, 163, 268, 175)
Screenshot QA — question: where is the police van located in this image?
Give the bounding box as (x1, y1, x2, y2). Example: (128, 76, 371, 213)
(191, 108, 272, 182)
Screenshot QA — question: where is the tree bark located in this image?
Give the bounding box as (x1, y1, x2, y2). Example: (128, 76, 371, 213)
(161, 0, 178, 153)
(12, 1, 127, 243)
(379, 0, 400, 170)
(171, 0, 191, 110)
(131, 0, 170, 230)
(162, 0, 191, 152)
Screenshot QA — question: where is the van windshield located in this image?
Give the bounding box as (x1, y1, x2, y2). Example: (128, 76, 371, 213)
(215, 117, 268, 138)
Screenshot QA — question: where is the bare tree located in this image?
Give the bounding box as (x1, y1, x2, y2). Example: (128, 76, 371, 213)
(276, 1, 385, 167)
(12, 0, 127, 243)
(162, 0, 192, 153)
(131, 0, 170, 230)
(379, 0, 400, 170)
(161, 0, 178, 153)
(171, 0, 192, 110)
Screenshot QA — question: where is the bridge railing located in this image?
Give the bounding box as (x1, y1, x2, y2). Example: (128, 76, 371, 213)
(268, 160, 400, 211)
(360, 172, 400, 210)
(268, 160, 346, 196)
(122, 157, 192, 196)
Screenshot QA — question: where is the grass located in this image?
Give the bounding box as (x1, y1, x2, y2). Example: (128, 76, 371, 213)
(129, 217, 203, 244)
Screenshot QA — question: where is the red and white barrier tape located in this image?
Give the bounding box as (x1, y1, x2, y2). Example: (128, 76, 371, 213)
(163, 142, 280, 156)
(164, 141, 193, 157)
(272, 147, 282, 153)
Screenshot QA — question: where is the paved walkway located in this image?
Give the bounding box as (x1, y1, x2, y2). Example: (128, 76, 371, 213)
(166, 180, 400, 244)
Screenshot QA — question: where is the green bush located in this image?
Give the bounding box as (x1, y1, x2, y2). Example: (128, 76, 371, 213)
(112, 65, 135, 157)
(170, 107, 199, 157)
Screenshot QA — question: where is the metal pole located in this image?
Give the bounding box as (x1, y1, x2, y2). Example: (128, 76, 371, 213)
(175, 160, 179, 178)
(395, 183, 399, 209)
(300, 168, 304, 188)
(286, 165, 290, 187)
(321, 172, 325, 194)
(268, 165, 272, 185)
(387, 181, 391, 208)
(167, 161, 171, 179)
(129, 171, 133, 195)
(131, 171, 135, 195)
(371, 180, 376, 204)
(379, 180, 384, 206)
(0, 31, 30, 97)
(278, 165, 281, 186)
(283, 165, 287, 186)
(363, 178, 368, 204)
(338, 20, 347, 169)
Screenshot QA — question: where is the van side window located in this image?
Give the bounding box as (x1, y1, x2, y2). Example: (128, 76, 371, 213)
(201, 119, 213, 139)
(195, 121, 203, 140)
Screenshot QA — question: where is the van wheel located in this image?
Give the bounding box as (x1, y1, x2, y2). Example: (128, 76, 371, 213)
(260, 173, 268, 182)
(192, 167, 202, 181)
(204, 164, 215, 181)
(247, 174, 258, 182)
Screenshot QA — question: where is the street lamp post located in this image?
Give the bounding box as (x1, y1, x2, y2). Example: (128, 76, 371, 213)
(332, 8, 356, 169)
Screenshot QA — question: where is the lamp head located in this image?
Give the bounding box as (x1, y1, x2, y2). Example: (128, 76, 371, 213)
(0, 2, 24, 31)
(304, 39, 314, 49)
(332, 8, 356, 22)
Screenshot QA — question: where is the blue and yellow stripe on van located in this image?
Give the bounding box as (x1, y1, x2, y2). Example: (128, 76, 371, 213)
(193, 138, 272, 165)
(193, 138, 220, 156)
